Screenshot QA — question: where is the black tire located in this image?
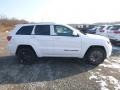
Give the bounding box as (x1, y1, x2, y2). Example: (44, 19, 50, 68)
(16, 47, 37, 65)
(85, 47, 106, 65)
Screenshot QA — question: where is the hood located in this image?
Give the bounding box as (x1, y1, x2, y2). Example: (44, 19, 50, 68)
(86, 34, 109, 41)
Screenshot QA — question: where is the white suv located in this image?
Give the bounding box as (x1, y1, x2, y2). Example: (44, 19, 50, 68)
(7, 22, 112, 65)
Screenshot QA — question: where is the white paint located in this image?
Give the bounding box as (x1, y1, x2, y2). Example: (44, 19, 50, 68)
(8, 23, 112, 59)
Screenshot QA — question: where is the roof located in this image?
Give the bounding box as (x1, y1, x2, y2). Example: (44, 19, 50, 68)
(16, 22, 58, 26)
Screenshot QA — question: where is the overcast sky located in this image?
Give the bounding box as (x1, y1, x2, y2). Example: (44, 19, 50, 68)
(0, 0, 120, 24)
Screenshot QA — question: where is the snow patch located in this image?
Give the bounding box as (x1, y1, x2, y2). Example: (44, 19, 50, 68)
(89, 71, 120, 90)
(96, 80, 108, 90)
(105, 59, 112, 64)
(107, 76, 120, 90)
(112, 59, 120, 64)
(89, 71, 109, 90)
(89, 75, 98, 80)
(110, 71, 116, 74)
(98, 69, 102, 71)
(89, 71, 97, 80)
(100, 63, 120, 69)
(28, 81, 47, 89)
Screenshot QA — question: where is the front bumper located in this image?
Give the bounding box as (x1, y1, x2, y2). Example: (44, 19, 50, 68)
(105, 43, 112, 58)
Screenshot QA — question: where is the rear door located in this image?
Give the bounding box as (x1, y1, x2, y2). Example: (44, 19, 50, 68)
(33, 25, 54, 56)
(15, 25, 34, 45)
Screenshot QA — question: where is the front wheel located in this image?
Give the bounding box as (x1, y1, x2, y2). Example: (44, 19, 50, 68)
(85, 47, 106, 65)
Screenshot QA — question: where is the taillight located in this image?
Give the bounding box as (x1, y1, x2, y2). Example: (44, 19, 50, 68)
(113, 31, 120, 34)
(100, 30, 104, 32)
(7, 36, 12, 41)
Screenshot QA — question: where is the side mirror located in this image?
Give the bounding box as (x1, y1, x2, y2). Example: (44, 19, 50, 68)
(73, 34, 79, 37)
(73, 31, 79, 37)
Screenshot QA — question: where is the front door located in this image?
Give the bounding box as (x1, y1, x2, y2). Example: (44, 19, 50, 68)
(52, 25, 81, 57)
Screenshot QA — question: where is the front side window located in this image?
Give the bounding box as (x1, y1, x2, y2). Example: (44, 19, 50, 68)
(35, 25, 50, 35)
(54, 25, 73, 36)
(16, 26, 34, 35)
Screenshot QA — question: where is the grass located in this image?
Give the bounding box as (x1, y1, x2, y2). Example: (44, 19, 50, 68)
(0, 16, 28, 32)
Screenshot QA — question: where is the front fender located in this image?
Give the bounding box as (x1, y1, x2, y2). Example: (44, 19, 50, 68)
(80, 38, 107, 58)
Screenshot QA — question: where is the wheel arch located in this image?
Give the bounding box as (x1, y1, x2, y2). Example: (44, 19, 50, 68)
(16, 45, 38, 57)
(84, 45, 107, 58)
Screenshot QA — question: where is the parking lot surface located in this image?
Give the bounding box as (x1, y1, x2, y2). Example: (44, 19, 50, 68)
(0, 33, 120, 90)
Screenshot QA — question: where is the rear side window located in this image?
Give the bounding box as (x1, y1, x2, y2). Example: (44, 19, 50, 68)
(35, 25, 50, 35)
(16, 26, 34, 35)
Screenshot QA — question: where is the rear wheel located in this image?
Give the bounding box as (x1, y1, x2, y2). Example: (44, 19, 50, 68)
(16, 47, 37, 65)
(85, 47, 106, 65)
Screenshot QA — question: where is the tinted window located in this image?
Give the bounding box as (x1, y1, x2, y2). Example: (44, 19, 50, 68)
(35, 25, 50, 35)
(54, 25, 73, 36)
(110, 25, 120, 31)
(98, 26, 105, 30)
(106, 26, 112, 30)
(16, 26, 33, 35)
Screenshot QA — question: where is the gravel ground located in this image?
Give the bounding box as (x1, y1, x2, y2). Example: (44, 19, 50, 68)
(0, 32, 120, 90)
